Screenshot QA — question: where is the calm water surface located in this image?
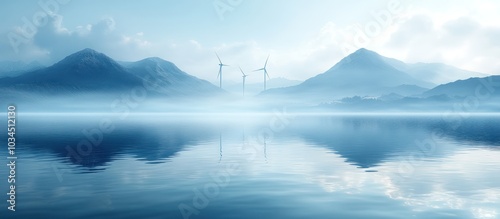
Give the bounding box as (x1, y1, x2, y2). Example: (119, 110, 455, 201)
(1, 114, 499, 219)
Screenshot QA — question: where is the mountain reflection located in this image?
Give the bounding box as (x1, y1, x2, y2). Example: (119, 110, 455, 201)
(15, 114, 500, 172)
(286, 115, 500, 168)
(18, 115, 218, 171)
(3, 114, 500, 219)
(431, 116, 500, 147)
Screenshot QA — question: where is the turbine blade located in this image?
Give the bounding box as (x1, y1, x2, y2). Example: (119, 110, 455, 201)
(265, 69, 270, 79)
(264, 55, 270, 68)
(215, 52, 222, 64)
(239, 67, 245, 76)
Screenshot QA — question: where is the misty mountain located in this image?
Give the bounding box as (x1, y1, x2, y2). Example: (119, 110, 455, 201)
(125, 57, 224, 97)
(317, 75, 500, 112)
(0, 60, 44, 78)
(382, 84, 429, 96)
(262, 48, 433, 101)
(223, 77, 302, 96)
(423, 75, 500, 98)
(383, 57, 487, 85)
(0, 49, 223, 99)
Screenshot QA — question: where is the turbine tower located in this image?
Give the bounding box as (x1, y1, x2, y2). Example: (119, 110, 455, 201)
(239, 67, 248, 96)
(216, 52, 229, 88)
(254, 55, 270, 91)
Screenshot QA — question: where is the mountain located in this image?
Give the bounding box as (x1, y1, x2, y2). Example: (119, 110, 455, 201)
(381, 84, 429, 96)
(0, 48, 223, 99)
(223, 77, 302, 96)
(0, 60, 44, 78)
(124, 57, 224, 96)
(262, 48, 433, 101)
(0, 48, 141, 92)
(382, 58, 487, 85)
(423, 75, 500, 98)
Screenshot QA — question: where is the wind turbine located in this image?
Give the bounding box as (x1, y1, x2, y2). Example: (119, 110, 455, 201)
(216, 52, 229, 88)
(254, 55, 270, 91)
(219, 132, 222, 163)
(239, 67, 248, 96)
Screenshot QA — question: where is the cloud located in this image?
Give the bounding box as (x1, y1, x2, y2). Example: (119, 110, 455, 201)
(443, 17, 480, 36)
(380, 14, 500, 74)
(2, 10, 500, 84)
(31, 15, 152, 63)
(378, 148, 500, 219)
(1, 15, 151, 65)
(0, 16, 362, 83)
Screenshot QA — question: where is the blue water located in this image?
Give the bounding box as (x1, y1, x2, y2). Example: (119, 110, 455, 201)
(1, 114, 500, 219)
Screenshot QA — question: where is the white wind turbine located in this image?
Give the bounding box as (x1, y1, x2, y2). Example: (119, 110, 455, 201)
(216, 52, 229, 88)
(239, 67, 248, 96)
(254, 55, 270, 91)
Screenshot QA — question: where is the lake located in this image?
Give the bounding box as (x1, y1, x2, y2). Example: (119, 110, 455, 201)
(1, 113, 499, 219)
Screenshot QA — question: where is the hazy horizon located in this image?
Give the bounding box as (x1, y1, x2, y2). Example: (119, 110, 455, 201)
(2, 2, 500, 219)
(1, 0, 499, 84)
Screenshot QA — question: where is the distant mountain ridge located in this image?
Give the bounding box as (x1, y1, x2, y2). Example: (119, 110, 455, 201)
(424, 75, 500, 98)
(305, 48, 434, 88)
(125, 57, 224, 96)
(223, 77, 302, 96)
(0, 48, 223, 99)
(0, 60, 44, 78)
(261, 48, 493, 102)
(262, 48, 433, 101)
(382, 57, 487, 85)
(1, 48, 497, 108)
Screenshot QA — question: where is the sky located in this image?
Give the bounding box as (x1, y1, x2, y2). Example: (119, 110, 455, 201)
(1, 0, 499, 83)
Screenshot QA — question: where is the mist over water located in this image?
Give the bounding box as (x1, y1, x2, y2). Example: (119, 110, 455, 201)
(1, 1, 500, 218)
(1, 113, 499, 219)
